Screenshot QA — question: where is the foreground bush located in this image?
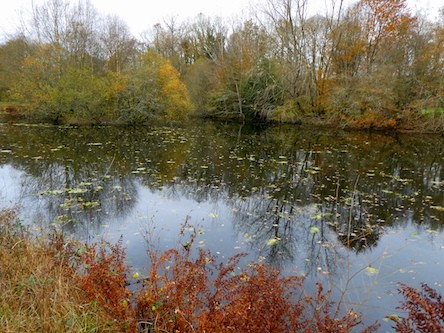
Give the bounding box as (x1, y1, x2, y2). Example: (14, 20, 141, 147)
(392, 283, 444, 333)
(135, 225, 378, 333)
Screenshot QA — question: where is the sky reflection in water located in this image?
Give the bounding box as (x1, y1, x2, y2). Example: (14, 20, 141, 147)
(0, 121, 442, 330)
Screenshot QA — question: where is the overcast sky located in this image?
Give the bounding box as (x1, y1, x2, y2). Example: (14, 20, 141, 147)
(0, 0, 441, 40)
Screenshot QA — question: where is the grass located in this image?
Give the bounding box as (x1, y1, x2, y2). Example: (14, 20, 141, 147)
(420, 107, 444, 117)
(0, 210, 122, 333)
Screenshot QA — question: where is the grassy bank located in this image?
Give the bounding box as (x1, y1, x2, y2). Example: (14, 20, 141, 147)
(1, 211, 442, 332)
(0, 210, 123, 332)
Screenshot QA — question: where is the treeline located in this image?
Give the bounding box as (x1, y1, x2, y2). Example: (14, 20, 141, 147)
(0, 0, 444, 130)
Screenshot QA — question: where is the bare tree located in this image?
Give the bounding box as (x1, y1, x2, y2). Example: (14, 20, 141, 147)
(99, 15, 138, 72)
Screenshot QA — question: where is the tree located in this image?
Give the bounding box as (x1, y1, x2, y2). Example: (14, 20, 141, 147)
(117, 50, 193, 123)
(147, 17, 186, 72)
(186, 14, 227, 64)
(356, 0, 415, 71)
(27, 0, 102, 71)
(0, 36, 33, 100)
(209, 20, 282, 119)
(99, 15, 138, 73)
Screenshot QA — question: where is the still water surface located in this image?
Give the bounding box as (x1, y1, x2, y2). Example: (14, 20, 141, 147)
(0, 121, 443, 331)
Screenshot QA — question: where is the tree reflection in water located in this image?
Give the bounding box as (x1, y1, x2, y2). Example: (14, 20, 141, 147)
(0, 122, 442, 265)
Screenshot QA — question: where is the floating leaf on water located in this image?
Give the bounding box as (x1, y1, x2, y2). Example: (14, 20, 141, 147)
(426, 229, 438, 233)
(40, 189, 64, 195)
(310, 227, 320, 234)
(209, 212, 218, 218)
(384, 315, 400, 322)
(431, 206, 444, 212)
(382, 189, 393, 194)
(131, 272, 140, 279)
(267, 237, 280, 246)
(365, 266, 379, 276)
(82, 201, 100, 208)
(66, 188, 88, 194)
(0, 149, 12, 153)
(87, 142, 102, 146)
(113, 185, 122, 190)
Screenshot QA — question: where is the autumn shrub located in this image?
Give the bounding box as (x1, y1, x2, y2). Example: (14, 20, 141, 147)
(347, 109, 398, 130)
(77, 239, 136, 332)
(136, 225, 377, 333)
(270, 99, 305, 124)
(301, 283, 379, 333)
(398, 109, 444, 132)
(392, 283, 444, 333)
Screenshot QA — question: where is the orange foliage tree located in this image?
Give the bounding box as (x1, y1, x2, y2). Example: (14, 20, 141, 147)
(356, 0, 415, 70)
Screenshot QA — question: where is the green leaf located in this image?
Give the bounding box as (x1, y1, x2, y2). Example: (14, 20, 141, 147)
(310, 227, 320, 234)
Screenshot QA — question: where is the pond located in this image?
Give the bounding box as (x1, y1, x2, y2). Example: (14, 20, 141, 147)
(0, 120, 443, 331)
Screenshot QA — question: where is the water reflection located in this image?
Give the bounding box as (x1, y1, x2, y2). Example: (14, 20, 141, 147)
(1, 122, 442, 246)
(1, 121, 443, 328)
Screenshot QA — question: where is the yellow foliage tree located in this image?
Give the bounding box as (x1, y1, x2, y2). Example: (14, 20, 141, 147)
(157, 59, 194, 119)
(118, 50, 194, 123)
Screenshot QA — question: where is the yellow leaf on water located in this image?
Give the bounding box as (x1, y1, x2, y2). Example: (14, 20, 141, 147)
(267, 238, 280, 246)
(131, 272, 140, 279)
(366, 266, 378, 276)
(209, 213, 218, 218)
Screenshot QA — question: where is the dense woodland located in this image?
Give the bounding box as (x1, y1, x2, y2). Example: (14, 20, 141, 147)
(0, 0, 444, 131)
